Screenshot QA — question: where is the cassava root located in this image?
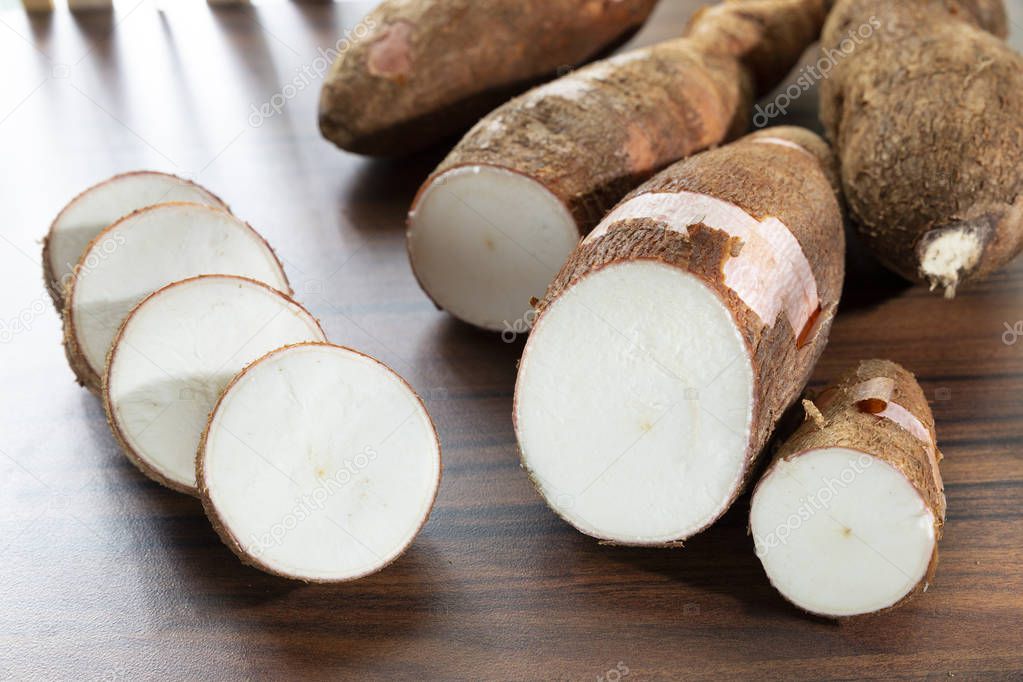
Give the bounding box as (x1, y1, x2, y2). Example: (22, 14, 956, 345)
(820, 0, 1023, 297)
(514, 126, 844, 545)
(750, 359, 945, 617)
(319, 0, 659, 156)
(407, 0, 827, 331)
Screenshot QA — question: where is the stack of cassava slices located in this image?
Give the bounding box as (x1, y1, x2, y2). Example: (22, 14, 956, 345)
(44, 171, 441, 583)
(319, 0, 1023, 617)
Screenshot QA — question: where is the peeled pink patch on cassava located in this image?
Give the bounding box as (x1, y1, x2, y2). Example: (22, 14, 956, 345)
(820, 0, 1023, 297)
(407, 0, 827, 332)
(63, 202, 289, 393)
(197, 343, 441, 583)
(751, 359, 945, 617)
(514, 127, 844, 545)
(104, 275, 326, 495)
(318, 0, 659, 156)
(42, 171, 227, 311)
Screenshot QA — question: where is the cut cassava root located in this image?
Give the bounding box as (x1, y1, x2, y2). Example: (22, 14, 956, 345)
(318, 0, 658, 156)
(197, 343, 442, 582)
(514, 127, 844, 545)
(750, 359, 945, 617)
(43, 171, 227, 311)
(104, 276, 326, 495)
(407, 0, 827, 331)
(820, 0, 1023, 297)
(63, 202, 289, 393)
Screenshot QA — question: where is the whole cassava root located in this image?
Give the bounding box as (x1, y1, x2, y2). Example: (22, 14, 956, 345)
(514, 127, 844, 545)
(750, 359, 945, 617)
(820, 0, 1023, 297)
(407, 0, 828, 332)
(318, 0, 659, 157)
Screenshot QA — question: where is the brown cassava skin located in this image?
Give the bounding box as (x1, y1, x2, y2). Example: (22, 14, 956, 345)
(318, 0, 659, 157)
(412, 0, 827, 238)
(755, 359, 946, 616)
(195, 342, 442, 583)
(61, 203, 290, 394)
(684, 0, 829, 96)
(524, 126, 845, 541)
(820, 0, 1023, 296)
(42, 171, 228, 313)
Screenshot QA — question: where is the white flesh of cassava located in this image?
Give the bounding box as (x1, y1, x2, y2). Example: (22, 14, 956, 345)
(408, 165, 579, 332)
(750, 447, 936, 617)
(47, 172, 225, 298)
(68, 203, 288, 385)
(105, 275, 326, 493)
(200, 343, 441, 582)
(514, 260, 754, 544)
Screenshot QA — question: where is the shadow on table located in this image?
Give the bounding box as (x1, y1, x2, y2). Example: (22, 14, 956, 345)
(839, 224, 914, 312)
(135, 489, 449, 670)
(340, 146, 451, 234)
(539, 500, 837, 625)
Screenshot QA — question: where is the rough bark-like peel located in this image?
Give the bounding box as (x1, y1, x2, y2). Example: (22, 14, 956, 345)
(820, 0, 1023, 296)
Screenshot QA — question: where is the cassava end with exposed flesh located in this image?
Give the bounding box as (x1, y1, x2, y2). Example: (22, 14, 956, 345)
(820, 0, 1023, 297)
(513, 127, 844, 545)
(408, 0, 827, 331)
(750, 359, 945, 617)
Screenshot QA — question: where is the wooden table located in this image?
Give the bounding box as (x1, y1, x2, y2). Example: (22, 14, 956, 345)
(1, 1, 1021, 679)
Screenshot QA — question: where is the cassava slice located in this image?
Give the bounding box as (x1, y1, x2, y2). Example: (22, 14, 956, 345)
(513, 127, 844, 545)
(43, 171, 227, 310)
(318, 0, 658, 156)
(407, 0, 827, 331)
(104, 276, 326, 495)
(197, 343, 441, 583)
(820, 0, 1023, 296)
(63, 202, 289, 393)
(750, 359, 945, 617)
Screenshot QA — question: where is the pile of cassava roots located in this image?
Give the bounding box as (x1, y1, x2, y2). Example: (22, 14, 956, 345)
(45, 0, 1021, 616)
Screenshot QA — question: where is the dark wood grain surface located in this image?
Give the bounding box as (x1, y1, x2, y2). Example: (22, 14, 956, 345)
(1, 1, 1022, 679)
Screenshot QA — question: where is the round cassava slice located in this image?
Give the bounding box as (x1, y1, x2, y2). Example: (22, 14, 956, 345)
(104, 275, 326, 495)
(63, 202, 289, 393)
(750, 359, 945, 617)
(197, 343, 441, 582)
(43, 171, 227, 310)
